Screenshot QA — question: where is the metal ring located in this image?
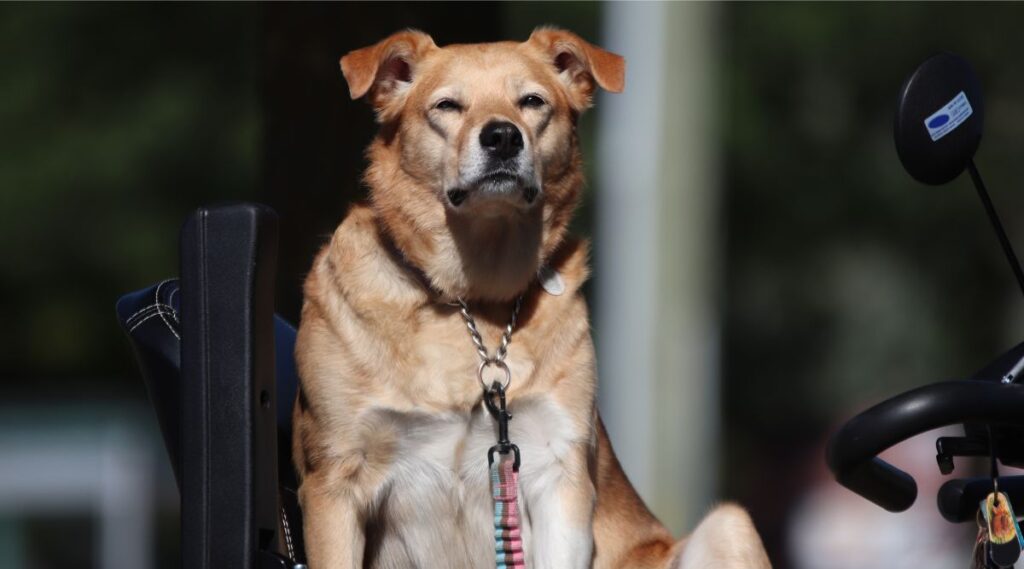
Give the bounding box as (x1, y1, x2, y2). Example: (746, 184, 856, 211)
(478, 358, 511, 392)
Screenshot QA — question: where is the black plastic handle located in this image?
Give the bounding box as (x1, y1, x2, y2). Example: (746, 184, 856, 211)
(938, 475, 1024, 523)
(826, 380, 1024, 512)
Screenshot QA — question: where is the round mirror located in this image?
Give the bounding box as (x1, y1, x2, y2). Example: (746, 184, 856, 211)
(894, 52, 984, 186)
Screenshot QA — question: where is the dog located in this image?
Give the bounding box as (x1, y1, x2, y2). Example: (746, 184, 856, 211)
(293, 28, 772, 569)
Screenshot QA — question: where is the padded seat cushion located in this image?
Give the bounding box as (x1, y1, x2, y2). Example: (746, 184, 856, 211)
(116, 278, 305, 563)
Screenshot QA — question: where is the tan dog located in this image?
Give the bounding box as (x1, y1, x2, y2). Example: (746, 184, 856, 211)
(293, 28, 771, 569)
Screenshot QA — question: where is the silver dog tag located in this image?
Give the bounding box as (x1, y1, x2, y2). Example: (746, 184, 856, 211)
(538, 265, 564, 296)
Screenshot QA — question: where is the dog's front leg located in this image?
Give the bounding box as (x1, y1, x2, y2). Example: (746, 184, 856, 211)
(299, 471, 366, 569)
(527, 443, 596, 569)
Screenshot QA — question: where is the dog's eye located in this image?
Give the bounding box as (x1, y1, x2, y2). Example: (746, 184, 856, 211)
(434, 99, 462, 112)
(519, 94, 546, 109)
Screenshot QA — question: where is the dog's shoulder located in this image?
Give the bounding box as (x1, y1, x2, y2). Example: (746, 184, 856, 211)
(319, 202, 387, 279)
(306, 203, 428, 311)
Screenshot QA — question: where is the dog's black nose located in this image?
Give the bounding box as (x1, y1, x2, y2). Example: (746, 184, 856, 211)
(479, 121, 524, 160)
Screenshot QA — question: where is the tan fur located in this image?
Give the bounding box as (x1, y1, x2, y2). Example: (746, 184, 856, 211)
(295, 28, 770, 569)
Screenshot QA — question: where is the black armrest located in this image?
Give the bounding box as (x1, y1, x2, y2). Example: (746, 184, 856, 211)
(179, 203, 284, 568)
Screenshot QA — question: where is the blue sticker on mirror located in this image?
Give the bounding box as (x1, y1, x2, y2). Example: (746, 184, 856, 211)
(924, 91, 973, 142)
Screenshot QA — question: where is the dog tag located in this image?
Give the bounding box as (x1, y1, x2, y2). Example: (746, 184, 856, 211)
(981, 492, 1023, 567)
(538, 265, 564, 296)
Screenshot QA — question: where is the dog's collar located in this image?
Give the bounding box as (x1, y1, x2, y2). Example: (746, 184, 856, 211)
(375, 225, 453, 302)
(376, 224, 562, 305)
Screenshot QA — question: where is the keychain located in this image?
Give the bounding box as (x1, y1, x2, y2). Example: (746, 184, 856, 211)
(973, 428, 1023, 568)
(980, 490, 1023, 568)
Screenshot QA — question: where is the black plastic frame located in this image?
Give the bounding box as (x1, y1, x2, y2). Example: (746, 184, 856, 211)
(180, 203, 284, 568)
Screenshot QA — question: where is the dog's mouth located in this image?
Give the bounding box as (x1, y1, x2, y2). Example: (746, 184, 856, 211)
(480, 170, 519, 186)
(446, 170, 540, 209)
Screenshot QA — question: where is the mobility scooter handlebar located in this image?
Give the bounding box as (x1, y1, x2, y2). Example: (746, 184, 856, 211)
(827, 380, 1024, 512)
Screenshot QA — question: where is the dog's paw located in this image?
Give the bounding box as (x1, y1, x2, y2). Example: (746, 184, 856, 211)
(673, 503, 771, 569)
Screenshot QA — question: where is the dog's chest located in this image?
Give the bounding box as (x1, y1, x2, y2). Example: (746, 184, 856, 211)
(363, 395, 573, 568)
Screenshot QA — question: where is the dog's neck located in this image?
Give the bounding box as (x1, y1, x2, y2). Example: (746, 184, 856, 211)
(365, 138, 583, 303)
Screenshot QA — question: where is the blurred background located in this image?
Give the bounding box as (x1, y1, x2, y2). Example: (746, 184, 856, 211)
(3, 2, 1024, 567)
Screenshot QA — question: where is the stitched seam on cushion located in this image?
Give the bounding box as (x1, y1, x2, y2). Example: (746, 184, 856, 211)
(126, 305, 161, 327)
(125, 304, 177, 327)
(126, 303, 167, 325)
(154, 280, 181, 340)
(125, 300, 180, 337)
(128, 312, 173, 333)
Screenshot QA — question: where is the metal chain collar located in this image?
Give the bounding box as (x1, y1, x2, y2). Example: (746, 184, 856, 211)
(455, 296, 523, 392)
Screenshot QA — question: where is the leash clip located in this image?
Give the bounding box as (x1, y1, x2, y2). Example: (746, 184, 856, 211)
(485, 382, 521, 470)
(489, 443, 521, 470)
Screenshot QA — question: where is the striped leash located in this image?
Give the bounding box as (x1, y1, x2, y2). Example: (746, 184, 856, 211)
(456, 298, 526, 569)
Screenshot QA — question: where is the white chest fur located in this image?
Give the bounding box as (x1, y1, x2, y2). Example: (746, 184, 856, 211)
(359, 394, 576, 569)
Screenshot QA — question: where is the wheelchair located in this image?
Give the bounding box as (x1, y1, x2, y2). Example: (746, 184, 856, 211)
(828, 54, 1024, 567)
(117, 204, 307, 568)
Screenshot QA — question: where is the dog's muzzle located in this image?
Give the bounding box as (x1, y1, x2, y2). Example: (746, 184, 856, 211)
(446, 121, 540, 209)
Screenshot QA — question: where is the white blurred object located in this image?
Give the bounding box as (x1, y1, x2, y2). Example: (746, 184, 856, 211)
(596, 1, 722, 534)
(0, 404, 161, 569)
(791, 429, 980, 569)
(789, 484, 965, 569)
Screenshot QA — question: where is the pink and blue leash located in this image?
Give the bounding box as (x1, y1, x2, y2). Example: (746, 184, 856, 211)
(491, 457, 525, 569)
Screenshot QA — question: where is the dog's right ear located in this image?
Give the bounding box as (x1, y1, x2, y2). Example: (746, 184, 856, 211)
(340, 30, 436, 118)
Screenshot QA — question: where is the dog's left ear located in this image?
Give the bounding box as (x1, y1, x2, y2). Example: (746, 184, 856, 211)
(340, 30, 437, 118)
(527, 27, 625, 109)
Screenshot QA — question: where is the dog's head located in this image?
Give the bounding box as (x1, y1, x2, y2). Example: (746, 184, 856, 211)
(341, 28, 624, 301)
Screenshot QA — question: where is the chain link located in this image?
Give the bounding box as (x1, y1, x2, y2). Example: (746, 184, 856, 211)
(456, 296, 523, 391)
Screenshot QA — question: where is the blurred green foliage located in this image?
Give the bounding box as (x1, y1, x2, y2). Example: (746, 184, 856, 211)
(0, 3, 259, 389)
